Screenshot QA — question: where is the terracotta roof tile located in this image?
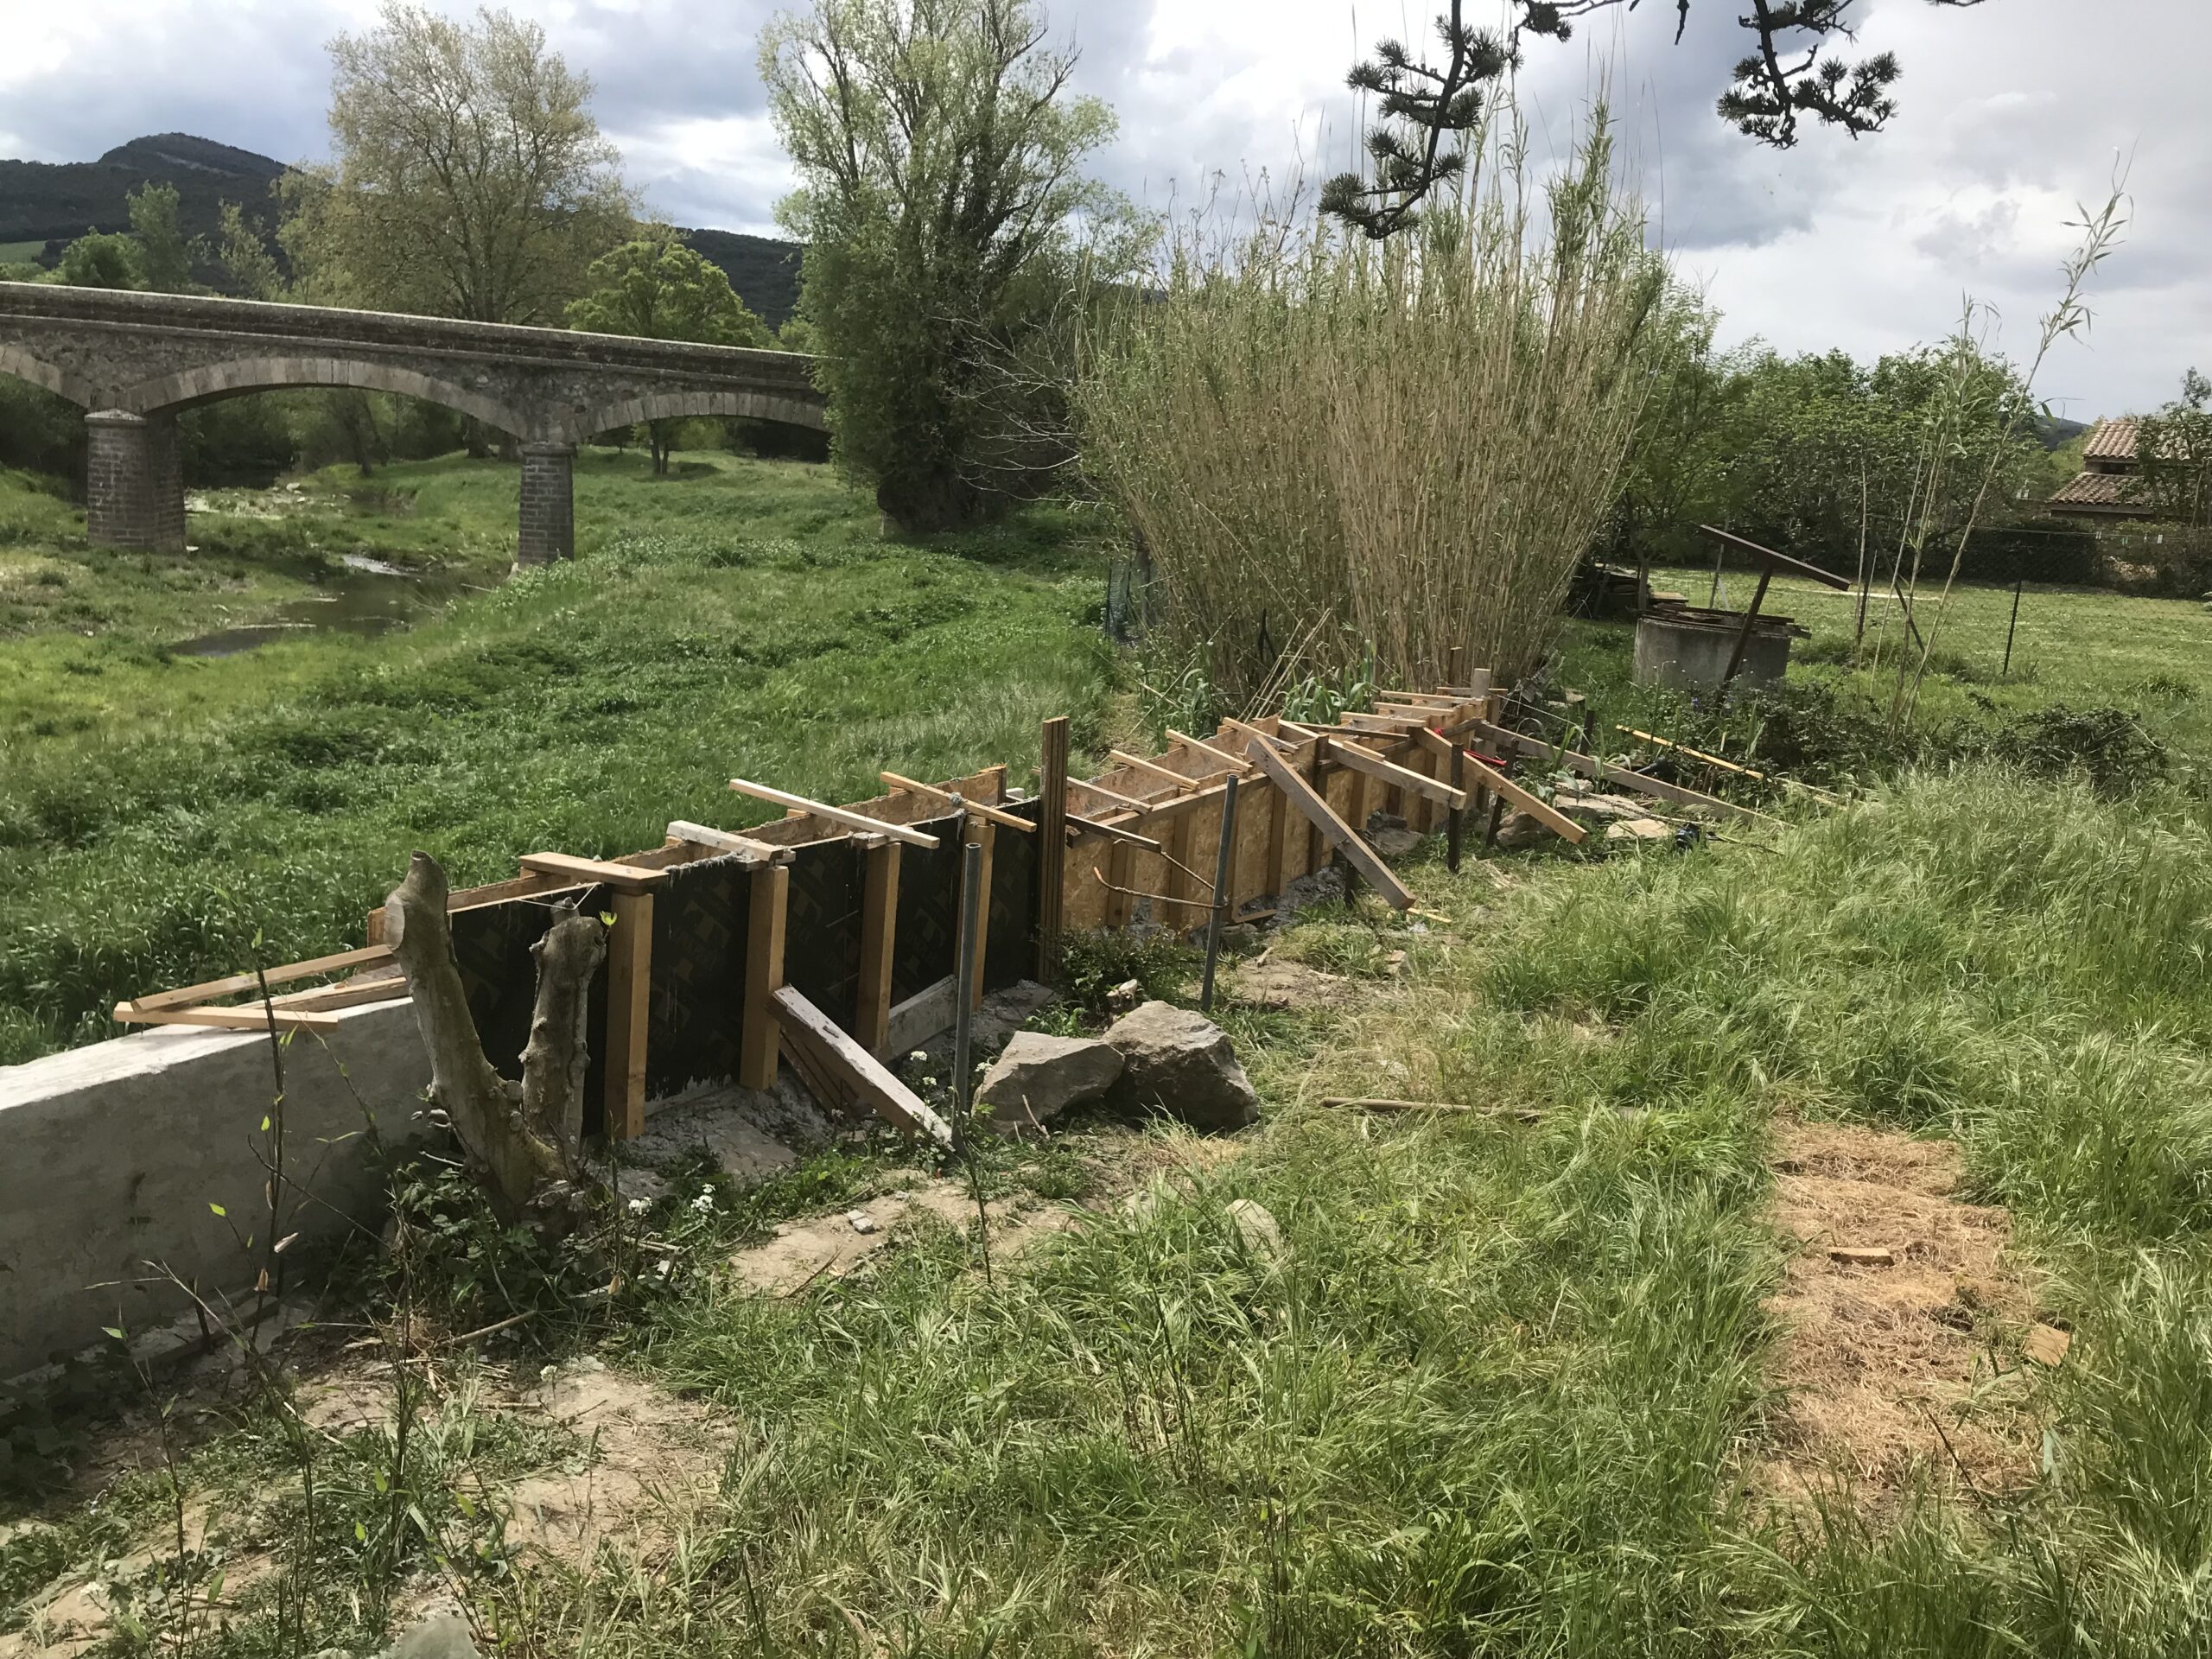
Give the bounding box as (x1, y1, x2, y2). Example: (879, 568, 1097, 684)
(2050, 469, 2149, 512)
(2082, 416, 2140, 461)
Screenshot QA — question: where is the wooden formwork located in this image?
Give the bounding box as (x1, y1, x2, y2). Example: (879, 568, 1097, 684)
(118, 683, 1590, 1143)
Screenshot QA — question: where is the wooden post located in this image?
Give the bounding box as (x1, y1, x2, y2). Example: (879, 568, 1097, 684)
(855, 836, 900, 1056)
(1306, 739, 1327, 874)
(1265, 770, 1288, 896)
(741, 862, 789, 1090)
(1105, 836, 1134, 928)
(965, 815, 995, 1011)
(603, 890, 654, 1140)
(1161, 808, 1193, 926)
(1446, 645, 1467, 685)
(1035, 716, 1069, 981)
(1446, 741, 1465, 874)
(1722, 563, 1774, 684)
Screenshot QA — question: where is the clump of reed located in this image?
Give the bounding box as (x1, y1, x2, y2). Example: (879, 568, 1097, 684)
(1076, 115, 1661, 707)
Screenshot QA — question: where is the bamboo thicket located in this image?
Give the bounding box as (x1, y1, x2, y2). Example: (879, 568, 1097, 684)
(1077, 118, 1661, 705)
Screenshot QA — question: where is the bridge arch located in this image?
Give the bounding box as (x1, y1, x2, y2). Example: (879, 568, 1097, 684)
(0, 341, 96, 410)
(565, 386, 829, 446)
(118, 354, 529, 435)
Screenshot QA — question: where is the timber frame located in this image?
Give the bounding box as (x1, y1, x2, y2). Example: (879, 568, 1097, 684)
(117, 671, 1738, 1146)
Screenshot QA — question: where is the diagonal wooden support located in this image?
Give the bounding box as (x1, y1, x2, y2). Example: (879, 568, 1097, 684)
(1330, 734, 1469, 809)
(772, 985, 951, 1145)
(1243, 738, 1414, 909)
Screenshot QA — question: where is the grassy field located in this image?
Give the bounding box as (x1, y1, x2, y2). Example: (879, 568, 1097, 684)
(10, 768, 2211, 1656)
(0, 451, 1117, 1065)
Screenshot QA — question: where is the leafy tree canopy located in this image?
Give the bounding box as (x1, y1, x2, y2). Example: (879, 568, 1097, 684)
(761, 0, 1136, 531)
(280, 3, 633, 323)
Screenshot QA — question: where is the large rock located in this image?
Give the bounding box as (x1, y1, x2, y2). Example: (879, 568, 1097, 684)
(978, 1032, 1123, 1134)
(1102, 1001, 1259, 1131)
(378, 1613, 480, 1659)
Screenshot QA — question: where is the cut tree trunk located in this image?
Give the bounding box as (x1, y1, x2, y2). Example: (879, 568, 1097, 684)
(385, 852, 607, 1221)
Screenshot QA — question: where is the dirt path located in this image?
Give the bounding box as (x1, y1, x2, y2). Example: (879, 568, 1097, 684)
(1753, 1118, 2064, 1511)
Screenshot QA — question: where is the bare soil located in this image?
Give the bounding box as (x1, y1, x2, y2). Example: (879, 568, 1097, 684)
(1753, 1117, 2049, 1511)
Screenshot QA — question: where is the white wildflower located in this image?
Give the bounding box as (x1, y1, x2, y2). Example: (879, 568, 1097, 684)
(626, 1197, 651, 1216)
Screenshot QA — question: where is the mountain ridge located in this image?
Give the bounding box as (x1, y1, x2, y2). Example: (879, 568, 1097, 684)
(0, 133, 804, 329)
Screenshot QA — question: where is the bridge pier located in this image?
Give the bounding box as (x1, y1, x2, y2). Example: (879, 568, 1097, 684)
(85, 409, 185, 554)
(518, 441, 575, 565)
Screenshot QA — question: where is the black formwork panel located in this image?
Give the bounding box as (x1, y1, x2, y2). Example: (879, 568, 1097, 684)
(449, 886, 611, 1133)
(985, 799, 1041, 992)
(646, 855, 752, 1096)
(891, 810, 967, 1005)
(784, 838, 866, 1036)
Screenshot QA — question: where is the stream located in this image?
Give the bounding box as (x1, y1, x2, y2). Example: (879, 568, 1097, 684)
(172, 554, 470, 658)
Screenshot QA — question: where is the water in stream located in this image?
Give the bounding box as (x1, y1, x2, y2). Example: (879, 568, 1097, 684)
(172, 554, 469, 658)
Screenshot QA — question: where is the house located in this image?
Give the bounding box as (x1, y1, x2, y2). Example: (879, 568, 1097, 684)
(2048, 417, 2154, 518)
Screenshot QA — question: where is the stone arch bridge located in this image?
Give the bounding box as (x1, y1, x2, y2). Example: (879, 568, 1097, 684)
(0, 281, 827, 563)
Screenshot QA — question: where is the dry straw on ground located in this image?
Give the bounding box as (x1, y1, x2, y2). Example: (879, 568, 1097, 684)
(1077, 112, 1661, 704)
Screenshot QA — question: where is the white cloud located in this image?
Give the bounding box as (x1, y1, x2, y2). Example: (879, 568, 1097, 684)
(3, 0, 2206, 413)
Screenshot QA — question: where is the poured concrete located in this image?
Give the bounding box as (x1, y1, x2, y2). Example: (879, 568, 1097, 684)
(1633, 610, 1793, 690)
(0, 999, 431, 1380)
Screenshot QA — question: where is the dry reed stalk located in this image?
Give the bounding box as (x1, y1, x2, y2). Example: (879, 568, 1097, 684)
(1076, 112, 1656, 708)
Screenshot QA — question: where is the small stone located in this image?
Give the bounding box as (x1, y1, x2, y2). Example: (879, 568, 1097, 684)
(1491, 810, 1550, 850)
(1107, 976, 1143, 1010)
(378, 1613, 481, 1659)
(1371, 827, 1423, 858)
(1829, 1245, 1895, 1268)
(1224, 1198, 1287, 1267)
(978, 1032, 1124, 1135)
(846, 1211, 879, 1236)
(1103, 1001, 1260, 1131)
(1217, 922, 1265, 955)
(2024, 1324, 2073, 1367)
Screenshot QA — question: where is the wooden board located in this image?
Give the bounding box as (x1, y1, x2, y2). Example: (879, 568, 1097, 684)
(604, 890, 654, 1139)
(1467, 720, 1770, 825)
(1464, 758, 1587, 843)
(772, 984, 951, 1145)
(1329, 735, 1469, 809)
(857, 838, 901, 1054)
(130, 943, 396, 1014)
(741, 862, 790, 1089)
(666, 820, 780, 861)
(519, 852, 671, 893)
(113, 1002, 340, 1033)
(728, 779, 944, 848)
(881, 772, 1033, 833)
(1243, 739, 1414, 909)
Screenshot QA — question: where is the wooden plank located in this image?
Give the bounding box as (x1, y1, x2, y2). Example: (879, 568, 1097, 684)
(740, 862, 790, 1089)
(1036, 715, 1070, 983)
(130, 943, 395, 1014)
(856, 838, 901, 1055)
(1070, 776, 1154, 812)
(880, 772, 1034, 833)
(728, 779, 942, 849)
(772, 985, 952, 1145)
(1698, 524, 1852, 589)
(113, 1003, 340, 1033)
(1218, 715, 1297, 753)
(666, 820, 781, 861)
(1109, 748, 1229, 791)
(1242, 739, 1414, 909)
(519, 852, 670, 893)
(1104, 836, 1135, 928)
(1166, 729, 1257, 772)
(1329, 735, 1469, 808)
(1265, 766, 1289, 896)
(271, 972, 410, 1014)
(604, 890, 653, 1140)
(964, 817, 996, 1010)
(1160, 804, 1194, 918)
(1338, 709, 1427, 732)
(1468, 720, 1771, 825)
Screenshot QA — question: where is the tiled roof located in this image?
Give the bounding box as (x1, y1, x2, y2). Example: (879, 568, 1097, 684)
(2049, 469, 2150, 513)
(2082, 416, 2140, 462)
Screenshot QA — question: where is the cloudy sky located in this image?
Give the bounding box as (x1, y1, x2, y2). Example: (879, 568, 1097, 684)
(4, 0, 2204, 417)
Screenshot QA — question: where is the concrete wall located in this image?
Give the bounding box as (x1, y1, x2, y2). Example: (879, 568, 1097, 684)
(0, 1000, 431, 1381)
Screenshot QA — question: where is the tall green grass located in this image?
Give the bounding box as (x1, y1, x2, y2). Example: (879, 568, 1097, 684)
(0, 453, 1114, 1064)
(488, 766, 2212, 1656)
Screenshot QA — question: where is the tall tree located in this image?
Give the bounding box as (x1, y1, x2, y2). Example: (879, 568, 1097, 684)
(2136, 371, 2212, 530)
(760, 0, 1127, 531)
(127, 183, 194, 292)
(1327, 0, 1993, 235)
(568, 237, 774, 473)
(280, 3, 632, 325)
